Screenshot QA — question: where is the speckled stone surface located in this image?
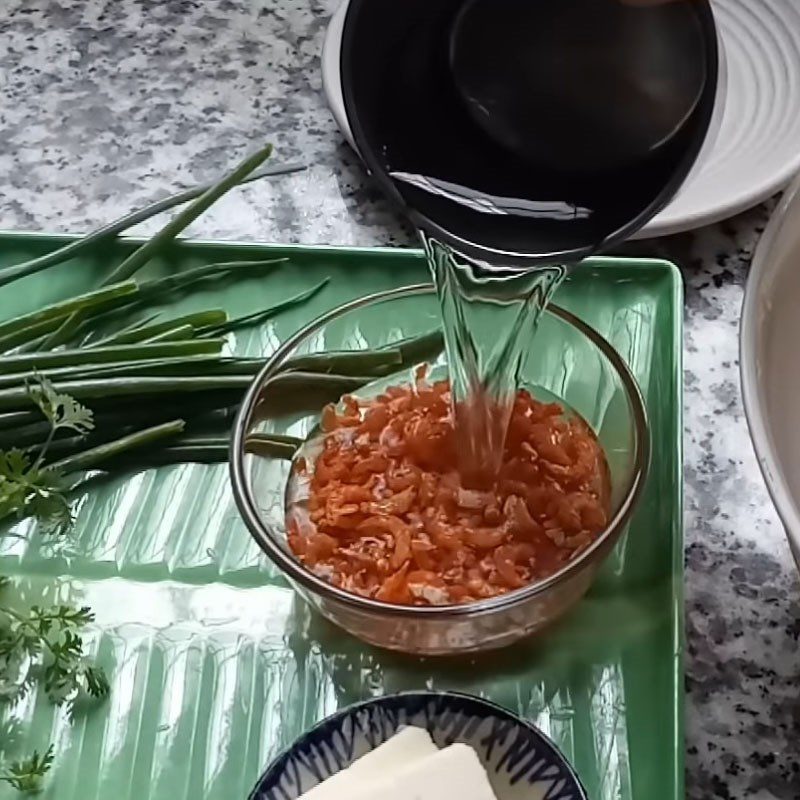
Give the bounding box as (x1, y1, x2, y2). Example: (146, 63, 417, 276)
(0, 2, 797, 797)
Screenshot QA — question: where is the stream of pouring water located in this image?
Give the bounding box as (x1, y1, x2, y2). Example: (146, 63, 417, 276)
(422, 235, 566, 488)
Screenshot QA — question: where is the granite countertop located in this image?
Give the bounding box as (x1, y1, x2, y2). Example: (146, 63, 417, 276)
(1, 2, 797, 798)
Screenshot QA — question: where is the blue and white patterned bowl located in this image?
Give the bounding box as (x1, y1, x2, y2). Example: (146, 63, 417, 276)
(250, 691, 587, 800)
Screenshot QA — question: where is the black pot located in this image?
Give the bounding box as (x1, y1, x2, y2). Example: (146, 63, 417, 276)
(340, 0, 720, 265)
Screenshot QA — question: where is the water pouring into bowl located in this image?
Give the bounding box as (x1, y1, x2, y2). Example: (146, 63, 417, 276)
(339, 0, 718, 486)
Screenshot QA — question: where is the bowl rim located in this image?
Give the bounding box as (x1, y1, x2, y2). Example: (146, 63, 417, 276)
(248, 689, 589, 800)
(229, 283, 650, 619)
(740, 171, 800, 556)
(338, 0, 720, 266)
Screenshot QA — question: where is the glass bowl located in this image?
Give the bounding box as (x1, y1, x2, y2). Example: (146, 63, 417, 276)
(229, 285, 649, 655)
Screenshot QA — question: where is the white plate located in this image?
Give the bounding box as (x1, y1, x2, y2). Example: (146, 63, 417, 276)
(322, 0, 800, 238)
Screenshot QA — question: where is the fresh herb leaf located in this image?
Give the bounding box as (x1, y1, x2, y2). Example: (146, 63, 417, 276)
(0, 604, 108, 704)
(0, 448, 72, 535)
(82, 665, 110, 698)
(0, 618, 37, 701)
(24, 486, 73, 536)
(42, 628, 85, 701)
(0, 745, 54, 794)
(0, 450, 30, 520)
(0, 718, 24, 756)
(27, 375, 94, 436)
(0, 379, 94, 534)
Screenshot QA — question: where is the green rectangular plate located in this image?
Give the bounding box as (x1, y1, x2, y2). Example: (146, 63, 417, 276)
(0, 234, 683, 800)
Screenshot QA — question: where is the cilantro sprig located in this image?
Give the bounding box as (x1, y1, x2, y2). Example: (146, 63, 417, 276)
(0, 383, 106, 795)
(26, 376, 95, 443)
(0, 376, 94, 535)
(0, 592, 108, 792)
(0, 746, 54, 794)
(0, 603, 109, 704)
(0, 449, 72, 536)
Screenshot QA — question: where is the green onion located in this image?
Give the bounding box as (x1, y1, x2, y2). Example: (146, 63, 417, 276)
(136, 259, 287, 299)
(104, 433, 303, 468)
(80, 261, 287, 344)
(0, 281, 138, 346)
(0, 161, 305, 289)
(82, 357, 258, 380)
(141, 324, 196, 344)
(50, 420, 186, 474)
(0, 319, 62, 354)
(0, 371, 372, 413)
(182, 351, 408, 379)
(262, 371, 372, 394)
(0, 354, 224, 390)
(104, 444, 229, 468)
(117, 444, 230, 466)
(0, 376, 253, 412)
(384, 329, 445, 364)
(285, 348, 402, 375)
(245, 432, 301, 460)
(198, 279, 330, 336)
(0, 340, 222, 375)
(103, 145, 276, 287)
(43, 144, 276, 348)
(0, 410, 41, 431)
(90, 404, 240, 433)
(84, 312, 162, 347)
(257, 371, 373, 414)
(170, 357, 263, 376)
(49, 403, 239, 445)
(78, 260, 286, 347)
(90, 310, 227, 347)
(1, 421, 54, 451)
(96, 390, 242, 420)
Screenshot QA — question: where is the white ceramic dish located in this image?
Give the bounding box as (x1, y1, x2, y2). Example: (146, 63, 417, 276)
(741, 172, 800, 565)
(322, 0, 800, 239)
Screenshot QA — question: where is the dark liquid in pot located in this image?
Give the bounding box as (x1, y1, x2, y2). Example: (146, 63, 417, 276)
(343, 0, 713, 260)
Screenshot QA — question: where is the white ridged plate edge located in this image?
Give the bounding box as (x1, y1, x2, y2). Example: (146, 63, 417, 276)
(322, 0, 800, 239)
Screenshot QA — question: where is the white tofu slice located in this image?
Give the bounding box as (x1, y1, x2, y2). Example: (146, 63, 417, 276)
(348, 742, 499, 800)
(298, 726, 437, 799)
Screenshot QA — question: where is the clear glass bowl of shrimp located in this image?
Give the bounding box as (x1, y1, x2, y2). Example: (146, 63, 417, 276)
(230, 284, 649, 655)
